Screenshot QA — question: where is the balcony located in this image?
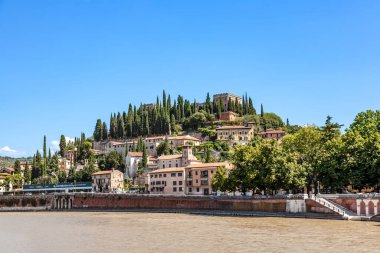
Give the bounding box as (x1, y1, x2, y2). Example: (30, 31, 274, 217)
(201, 180, 209, 186)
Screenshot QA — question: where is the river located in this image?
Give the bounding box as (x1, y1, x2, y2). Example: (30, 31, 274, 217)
(0, 212, 379, 253)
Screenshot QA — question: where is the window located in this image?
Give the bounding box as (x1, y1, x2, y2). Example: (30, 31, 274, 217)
(171, 173, 176, 177)
(179, 187, 183, 192)
(197, 188, 200, 192)
(163, 164, 165, 168)
(173, 181, 177, 186)
(169, 164, 172, 168)
(189, 188, 192, 192)
(173, 187, 177, 192)
(176, 164, 178, 167)
(179, 181, 183, 185)
(178, 172, 183, 177)
(195, 171, 198, 176)
(196, 179, 198, 183)
(159, 174, 162, 178)
(155, 175, 158, 178)
(164, 174, 167, 177)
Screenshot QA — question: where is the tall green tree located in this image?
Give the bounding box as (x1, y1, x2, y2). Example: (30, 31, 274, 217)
(94, 119, 103, 141)
(59, 135, 66, 157)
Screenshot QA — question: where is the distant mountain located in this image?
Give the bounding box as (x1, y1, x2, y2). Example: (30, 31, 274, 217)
(0, 156, 33, 168)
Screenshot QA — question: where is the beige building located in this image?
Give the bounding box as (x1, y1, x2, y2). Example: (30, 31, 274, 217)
(216, 125, 254, 144)
(157, 145, 201, 169)
(185, 162, 231, 195)
(168, 135, 201, 149)
(144, 136, 166, 156)
(213, 93, 242, 112)
(147, 167, 185, 195)
(144, 135, 201, 156)
(91, 169, 124, 193)
(220, 111, 239, 121)
(257, 129, 286, 140)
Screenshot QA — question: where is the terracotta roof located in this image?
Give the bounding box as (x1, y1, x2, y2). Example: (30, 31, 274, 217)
(186, 162, 230, 169)
(3, 168, 15, 171)
(92, 170, 122, 176)
(111, 141, 126, 146)
(158, 154, 182, 160)
(168, 135, 200, 141)
(144, 136, 166, 140)
(148, 167, 186, 174)
(128, 152, 143, 157)
(258, 129, 286, 134)
(216, 126, 252, 130)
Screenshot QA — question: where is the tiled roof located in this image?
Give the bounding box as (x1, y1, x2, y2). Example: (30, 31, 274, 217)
(186, 162, 230, 169)
(92, 170, 122, 176)
(128, 152, 143, 157)
(148, 167, 186, 174)
(216, 126, 252, 130)
(168, 135, 200, 141)
(158, 154, 182, 160)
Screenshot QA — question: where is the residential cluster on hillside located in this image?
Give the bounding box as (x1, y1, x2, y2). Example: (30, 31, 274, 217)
(0, 92, 286, 195)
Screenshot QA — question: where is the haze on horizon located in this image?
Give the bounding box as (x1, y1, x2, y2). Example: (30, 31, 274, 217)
(0, 0, 379, 157)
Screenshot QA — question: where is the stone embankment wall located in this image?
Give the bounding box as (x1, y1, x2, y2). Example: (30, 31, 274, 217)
(0, 195, 54, 211)
(73, 194, 289, 212)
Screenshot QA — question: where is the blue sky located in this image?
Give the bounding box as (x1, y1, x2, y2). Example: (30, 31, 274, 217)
(0, 0, 379, 157)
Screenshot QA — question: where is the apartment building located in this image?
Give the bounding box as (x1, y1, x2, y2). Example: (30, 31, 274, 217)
(213, 93, 242, 112)
(185, 162, 231, 195)
(147, 167, 185, 195)
(157, 145, 201, 169)
(91, 169, 124, 193)
(167, 135, 201, 149)
(144, 136, 166, 156)
(216, 125, 254, 144)
(257, 129, 286, 140)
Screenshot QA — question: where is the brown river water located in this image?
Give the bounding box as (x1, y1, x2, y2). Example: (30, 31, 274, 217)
(0, 212, 379, 253)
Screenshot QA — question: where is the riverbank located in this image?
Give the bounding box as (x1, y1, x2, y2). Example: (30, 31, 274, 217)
(1, 193, 379, 221)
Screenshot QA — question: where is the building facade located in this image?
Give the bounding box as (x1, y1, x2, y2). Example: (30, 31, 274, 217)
(185, 162, 231, 196)
(125, 152, 143, 179)
(213, 93, 242, 112)
(157, 145, 201, 169)
(147, 167, 186, 195)
(257, 129, 286, 140)
(216, 125, 254, 144)
(91, 169, 124, 193)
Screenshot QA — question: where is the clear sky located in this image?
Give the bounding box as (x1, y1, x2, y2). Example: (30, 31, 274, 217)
(0, 0, 379, 157)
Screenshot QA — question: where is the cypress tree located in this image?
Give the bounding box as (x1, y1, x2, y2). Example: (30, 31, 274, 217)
(142, 144, 147, 168)
(260, 104, 264, 117)
(59, 135, 66, 157)
(228, 98, 233, 111)
(205, 92, 212, 113)
(14, 160, 21, 174)
(286, 118, 290, 127)
(248, 97, 255, 115)
(102, 122, 108, 140)
(94, 119, 102, 141)
(163, 90, 167, 110)
(117, 113, 125, 139)
(42, 136, 47, 176)
(217, 98, 222, 119)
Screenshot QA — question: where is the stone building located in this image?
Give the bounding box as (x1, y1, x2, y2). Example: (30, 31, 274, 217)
(91, 169, 124, 193)
(213, 93, 242, 112)
(220, 111, 239, 121)
(216, 125, 254, 145)
(157, 145, 201, 169)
